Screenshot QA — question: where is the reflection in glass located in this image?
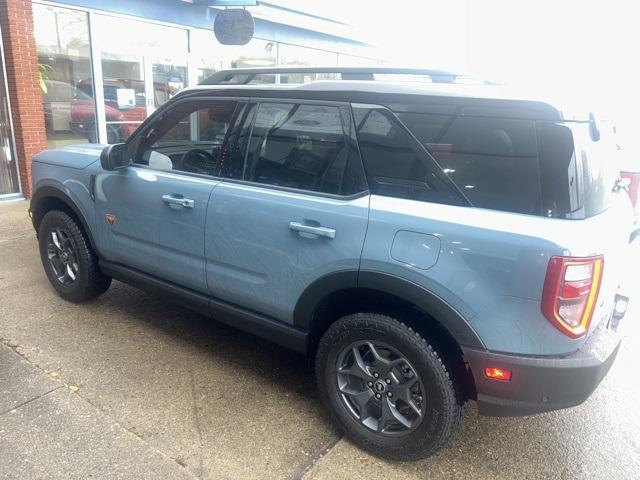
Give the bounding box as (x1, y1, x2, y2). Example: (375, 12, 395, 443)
(153, 64, 188, 108)
(191, 29, 225, 83)
(337, 54, 380, 66)
(93, 15, 189, 143)
(278, 44, 338, 83)
(192, 34, 279, 83)
(33, 4, 96, 148)
(222, 39, 278, 84)
(0, 52, 19, 195)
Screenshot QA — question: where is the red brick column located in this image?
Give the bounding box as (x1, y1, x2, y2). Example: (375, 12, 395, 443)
(0, 0, 47, 197)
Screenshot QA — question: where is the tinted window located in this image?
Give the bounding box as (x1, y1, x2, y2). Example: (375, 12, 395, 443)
(537, 122, 614, 218)
(135, 100, 237, 176)
(399, 113, 540, 214)
(353, 107, 466, 205)
(242, 103, 366, 195)
(218, 103, 256, 180)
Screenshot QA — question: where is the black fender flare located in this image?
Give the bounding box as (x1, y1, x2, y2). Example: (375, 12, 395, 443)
(294, 269, 359, 330)
(30, 185, 99, 255)
(293, 269, 485, 350)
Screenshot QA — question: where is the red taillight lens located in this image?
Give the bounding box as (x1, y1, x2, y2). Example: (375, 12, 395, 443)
(620, 171, 640, 212)
(541, 256, 604, 338)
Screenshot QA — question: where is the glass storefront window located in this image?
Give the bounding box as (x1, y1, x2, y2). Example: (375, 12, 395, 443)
(191, 29, 225, 84)
(32, 4, 382, 147)
(278, 44, 338, 83)
(337, 54, 380, 66)
(33, 4, 96, 148)
(192, 34, 279, 84)
(221, 39, 278, 84)
(93, 15, 189, 142)
(0, 44, 19, 195)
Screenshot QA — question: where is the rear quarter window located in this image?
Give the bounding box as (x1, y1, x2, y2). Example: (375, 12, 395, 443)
(537, 121, 615, 218)
(398, 113, 541, 215)
(352, 107, 467, 206)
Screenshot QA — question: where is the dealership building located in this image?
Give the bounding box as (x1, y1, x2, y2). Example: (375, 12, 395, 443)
(0, 0, 376, 199)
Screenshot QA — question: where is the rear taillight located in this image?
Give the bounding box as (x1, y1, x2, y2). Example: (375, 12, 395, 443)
(541, 256, 604, 338)
(620, 171, 640, 213)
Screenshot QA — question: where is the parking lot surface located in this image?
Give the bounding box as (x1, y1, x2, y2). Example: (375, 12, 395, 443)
(1, 200, 639, 480)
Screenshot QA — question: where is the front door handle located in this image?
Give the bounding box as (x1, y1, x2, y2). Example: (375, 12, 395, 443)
(289, 221, 336, 239)
(162, 194, 195, 209)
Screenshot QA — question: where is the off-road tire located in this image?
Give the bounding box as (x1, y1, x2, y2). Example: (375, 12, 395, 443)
(316, 312, 464, 461)
(38, 210, 111, 302)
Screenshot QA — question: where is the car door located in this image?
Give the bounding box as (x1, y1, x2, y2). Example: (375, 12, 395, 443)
(95, 97, 241, 294)
(205, 100, 370, 323)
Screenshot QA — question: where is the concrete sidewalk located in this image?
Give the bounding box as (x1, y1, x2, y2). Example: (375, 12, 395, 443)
(0, 344, 196, 479)
(1, 199, 639, 480)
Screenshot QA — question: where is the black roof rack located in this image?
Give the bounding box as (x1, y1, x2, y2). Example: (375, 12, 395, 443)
(200, 67, 467, 85)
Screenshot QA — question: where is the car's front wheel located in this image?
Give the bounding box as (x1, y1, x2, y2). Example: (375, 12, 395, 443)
(316, 313, 464, 461)
(38, 210, 111, 302)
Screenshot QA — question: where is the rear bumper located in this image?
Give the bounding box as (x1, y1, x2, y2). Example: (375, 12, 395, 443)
(463, 321, 621, 416)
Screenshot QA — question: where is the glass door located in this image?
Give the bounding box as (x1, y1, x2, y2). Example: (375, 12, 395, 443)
(101, 51, 146, 144)
(93, 15, 188, 143)
(150, 61, 188, 112)
(0, 31, 19, 196)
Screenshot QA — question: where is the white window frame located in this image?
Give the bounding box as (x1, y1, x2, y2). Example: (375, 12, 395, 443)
(35, 1, 193, 144)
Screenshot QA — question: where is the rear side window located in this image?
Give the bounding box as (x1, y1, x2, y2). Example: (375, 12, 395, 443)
(240, 102, 366, 196)
(398, 113, 541, 215)
(352, 107, 467, 206)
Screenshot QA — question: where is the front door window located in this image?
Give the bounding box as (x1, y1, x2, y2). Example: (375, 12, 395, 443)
(135, 100, 238, 177)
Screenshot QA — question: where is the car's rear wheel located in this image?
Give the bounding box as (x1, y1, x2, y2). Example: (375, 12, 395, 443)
(38, 210, 111, 302)
(316, 313, 464, 461)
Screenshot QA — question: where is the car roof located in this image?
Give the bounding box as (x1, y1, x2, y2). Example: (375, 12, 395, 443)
(181, 80, 587, 121)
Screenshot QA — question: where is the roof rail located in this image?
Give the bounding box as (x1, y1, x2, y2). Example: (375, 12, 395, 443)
(199, 67, 465, 85)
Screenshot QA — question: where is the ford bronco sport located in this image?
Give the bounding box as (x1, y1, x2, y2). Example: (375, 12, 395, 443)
(29, 67, 633, 461)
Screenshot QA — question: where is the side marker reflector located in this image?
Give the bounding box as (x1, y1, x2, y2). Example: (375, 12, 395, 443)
(484, 367, 512, 381)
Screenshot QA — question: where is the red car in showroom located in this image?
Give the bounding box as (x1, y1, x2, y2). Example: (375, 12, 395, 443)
(70, 78, 179, 143)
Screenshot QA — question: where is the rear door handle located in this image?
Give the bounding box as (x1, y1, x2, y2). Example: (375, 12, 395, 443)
(162, 194, 194, 208)
(289, 221, 336, 239)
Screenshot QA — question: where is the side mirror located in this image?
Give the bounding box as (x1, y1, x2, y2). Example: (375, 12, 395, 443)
(100, 143, 131, 171)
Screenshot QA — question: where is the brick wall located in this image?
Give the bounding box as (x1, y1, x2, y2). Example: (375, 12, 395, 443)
(0, 0, 46, 197)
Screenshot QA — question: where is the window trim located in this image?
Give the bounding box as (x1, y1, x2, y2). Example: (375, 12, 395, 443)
(226, 97, 370, 200)
(127, 163, 224, 184)
(220, 177, 370, 201)
(128, 95, 247, 181)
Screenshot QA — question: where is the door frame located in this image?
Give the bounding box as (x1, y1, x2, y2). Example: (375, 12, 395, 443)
(0, 22, 21, 197)
(89, 25, 192, 144)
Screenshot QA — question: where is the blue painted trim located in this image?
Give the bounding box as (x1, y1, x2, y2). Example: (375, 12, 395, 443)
(46, 0, 369, 50)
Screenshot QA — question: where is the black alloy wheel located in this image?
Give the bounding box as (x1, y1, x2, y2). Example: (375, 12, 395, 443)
(46, 227, 79, 285)
(316, 313, 465, 461)
(336, 341, 425, 435)
(38, 210, 111, 302)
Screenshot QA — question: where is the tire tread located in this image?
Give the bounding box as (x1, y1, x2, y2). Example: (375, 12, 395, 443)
(39, 210, 111, 302)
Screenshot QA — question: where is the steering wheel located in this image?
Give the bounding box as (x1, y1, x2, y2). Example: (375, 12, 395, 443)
(180, 148, 217, 175)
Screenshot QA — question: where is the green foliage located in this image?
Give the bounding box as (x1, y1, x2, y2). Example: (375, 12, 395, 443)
(38, 64, 54, 94)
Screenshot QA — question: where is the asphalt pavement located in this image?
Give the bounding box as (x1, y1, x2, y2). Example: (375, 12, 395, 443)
(1, 199, 638, 480)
